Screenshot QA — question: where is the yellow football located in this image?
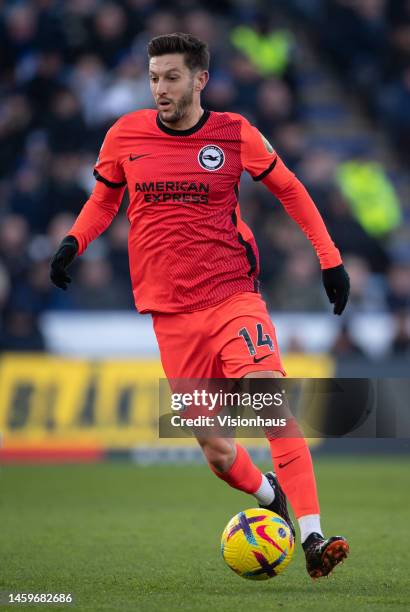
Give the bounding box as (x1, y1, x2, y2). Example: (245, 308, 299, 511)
(221, 508, 295, 580)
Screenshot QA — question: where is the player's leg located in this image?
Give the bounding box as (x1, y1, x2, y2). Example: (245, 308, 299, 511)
(243, 369, 322, 538)
(243, 370, 349, 577)
(216, 292, 349, 578)
(202, 294, 297, 529)
(196, 434, 276, 506)
(240, 369, 296, 537)
(152, 308, 274, 505)
(211, 292, 309, 531)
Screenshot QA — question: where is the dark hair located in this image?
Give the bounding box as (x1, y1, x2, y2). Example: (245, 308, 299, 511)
(147, 32, 210, 72)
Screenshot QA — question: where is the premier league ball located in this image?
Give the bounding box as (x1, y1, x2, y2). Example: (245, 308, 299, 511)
(221, 508, 294, 580)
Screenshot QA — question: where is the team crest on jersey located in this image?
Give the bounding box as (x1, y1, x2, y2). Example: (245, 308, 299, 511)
(198, 145, 225, 171)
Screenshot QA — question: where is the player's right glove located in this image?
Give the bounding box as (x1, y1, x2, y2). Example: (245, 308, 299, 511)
(322, 264, 350, 315)
(50, 235, 79, 290)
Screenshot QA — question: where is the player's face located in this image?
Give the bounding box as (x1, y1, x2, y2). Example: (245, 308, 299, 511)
(149, 54, 202, 124)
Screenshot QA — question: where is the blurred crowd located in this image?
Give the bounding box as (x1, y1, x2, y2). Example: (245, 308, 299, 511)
(291, 0, 410, 164)
(0, 0, 409, 356)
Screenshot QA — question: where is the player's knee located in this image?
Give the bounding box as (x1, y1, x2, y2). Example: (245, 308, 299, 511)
(206, 448, 235, 472)
(199, 438, 236, 473)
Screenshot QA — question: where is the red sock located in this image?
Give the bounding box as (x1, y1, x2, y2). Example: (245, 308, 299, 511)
(209, 443, 262, 494)
(266, 420, 320, 518)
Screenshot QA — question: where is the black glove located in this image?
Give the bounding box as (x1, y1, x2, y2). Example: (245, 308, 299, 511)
(50, 235, 79, 290)
(322, 264, 350, 315)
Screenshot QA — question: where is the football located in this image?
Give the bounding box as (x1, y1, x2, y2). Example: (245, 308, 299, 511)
(221, 508, 295, 580)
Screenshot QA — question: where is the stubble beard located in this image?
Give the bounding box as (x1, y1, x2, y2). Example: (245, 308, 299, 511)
(159, 84, 194, 124)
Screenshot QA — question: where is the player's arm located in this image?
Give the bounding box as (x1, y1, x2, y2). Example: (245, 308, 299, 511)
(240, 118, 350, 315)
(50, 124, 126, 290)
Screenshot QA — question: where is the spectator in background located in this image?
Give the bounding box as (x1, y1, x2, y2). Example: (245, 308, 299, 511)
(0, 308, 45, 352)
(107, 215, 132, 288)
(42, 154, 88, 221)
(0, 94, 34, 179)
(391, 311, 410, 356)
(325, 189, 390, 274)
(9, 165, 48, 232)
(385, 10, 410, 78)
(331, 322, 365, 359)
(268, 250, 326, 312)
(89, 2, 132, 68)
(273, 121, 305, 169)
(386, 261, 410, 313)
(0, 215, 29, 284)
(385, 259, 410, 358)
(377, 67, 410, 164)
(71, 257, 133, 310)
(47, 212, 77, 251)
(0, 263, 10, 314)
(229, 53, 262, 116)
(8, 258, 53, 317)
(297, 148, 339, 211)
(1, 3, 39, 80)
(22, 51, 64, 126)
(321, 0, 387, 93)
(94, 53, 153, 121)
(69, 54, 107, 126)
(203, 74, 236, 113)
(342, 254, 386, 312)
(255, 78, 297, 135)
(131, 11, 179, 57)
(46, 88, 86, 153)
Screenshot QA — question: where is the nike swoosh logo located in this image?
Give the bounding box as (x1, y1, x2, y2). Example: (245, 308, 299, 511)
(129, 154, 149, 161)
(253, 354, 270, 363)
(278, 456, 300, 469)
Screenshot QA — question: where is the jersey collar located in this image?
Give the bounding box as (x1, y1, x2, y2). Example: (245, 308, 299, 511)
(156, 109, 211, 136)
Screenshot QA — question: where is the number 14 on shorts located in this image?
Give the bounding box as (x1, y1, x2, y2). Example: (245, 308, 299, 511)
(238, 323, 274, 356)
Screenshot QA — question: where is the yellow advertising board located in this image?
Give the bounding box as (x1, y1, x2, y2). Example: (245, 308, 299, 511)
(0, 353, 333, 455)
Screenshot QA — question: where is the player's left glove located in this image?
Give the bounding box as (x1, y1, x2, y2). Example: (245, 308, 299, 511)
(50, 235, 79, 290)
(322, 264, 350, 315)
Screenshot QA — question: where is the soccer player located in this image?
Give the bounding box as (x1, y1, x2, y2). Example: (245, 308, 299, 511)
(50, 33, 350, 579)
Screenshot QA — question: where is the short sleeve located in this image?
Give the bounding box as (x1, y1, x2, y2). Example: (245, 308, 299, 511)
(240, 118, 278, 181)
(93, 123, 126, 188)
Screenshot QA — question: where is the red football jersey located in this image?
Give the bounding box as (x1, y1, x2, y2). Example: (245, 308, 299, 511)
(68, 109, 341, 313)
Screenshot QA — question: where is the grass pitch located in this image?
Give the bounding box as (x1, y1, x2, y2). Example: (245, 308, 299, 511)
(1, 457, 409, 611)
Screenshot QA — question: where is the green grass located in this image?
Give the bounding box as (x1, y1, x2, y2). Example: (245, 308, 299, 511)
(1, 458, 409, 611)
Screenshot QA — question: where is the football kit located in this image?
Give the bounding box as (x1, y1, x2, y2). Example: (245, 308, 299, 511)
(67, 109, 342, 378)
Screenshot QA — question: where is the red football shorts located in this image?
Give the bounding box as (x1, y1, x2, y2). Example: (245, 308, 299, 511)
(152, 291, 285, 379)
